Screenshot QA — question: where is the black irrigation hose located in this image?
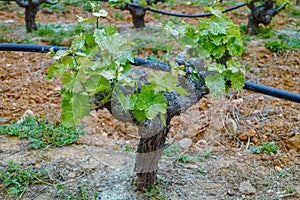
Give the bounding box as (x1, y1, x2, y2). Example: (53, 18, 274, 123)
(243, 81, 300, 103)
(1, 43, 299, 103)
(0, 43, 170, 71)
(128, 3, 247, 18)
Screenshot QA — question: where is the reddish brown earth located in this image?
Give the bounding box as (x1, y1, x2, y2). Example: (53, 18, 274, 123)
(0, 1, 299, 200)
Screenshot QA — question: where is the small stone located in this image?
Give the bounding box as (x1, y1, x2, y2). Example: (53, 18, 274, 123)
(54, 86, 61, 91)
(46, 91, 53, 96)
(286, 133, 300, 152)
(225, 118, 237, 134)
(251, 136, 260, 145)
(178, 138, 193, 150)
(174, 133, 184, 141)
(232, 98, 243, 106)
(227, 188, 234, 196)
(17, 110, 35, 124)
(68, 172, 77, 178)
(258, 96, 264, 101)
(239, 180, 256, 194)
(97, 188, 103, 192)
(197, 140, 208, 146)
(275, 166, 282, 171)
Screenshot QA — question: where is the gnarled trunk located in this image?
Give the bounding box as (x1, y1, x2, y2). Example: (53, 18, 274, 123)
(124, 0, 165, 28)
(127, 4, 147, 28)
(95, 46, 209, 190)
(15, 0, 58, 32)
(246, 0, 287, 35)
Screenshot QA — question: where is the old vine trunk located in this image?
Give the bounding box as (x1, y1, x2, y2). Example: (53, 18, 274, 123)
(246, 0, 287, 35)
(16, 0, 58, 32)
(95, 46, 209, 189)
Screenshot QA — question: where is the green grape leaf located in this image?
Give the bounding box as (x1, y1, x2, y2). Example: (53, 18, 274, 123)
(226, 60, 245, 73)
(53, 50, 71, 60)
(72, 35, 85, 50)
(209, 33, 223, 46)
(136, 90, 167, 120)
(133, 109, 147, 123)
(94, 28, 134, 65)
(204, 42, 226, 59)
(61, 90, 90, 126)
(77, 15, 96, 23)
(229, 72, 245, 92)
(148, 73, 188, 95)
(227, 37, 243, 56)
(85, 75, 110, 96)
(207, 63, 226, 73)
(114, 87, 132, 111)
(205, 74, 225, 98)
(201, 16, 230, 36)
(62, 71, 76, 91)
(145, 95, 168, 119)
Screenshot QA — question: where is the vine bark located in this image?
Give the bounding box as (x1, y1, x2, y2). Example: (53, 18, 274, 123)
(15, 0, 58, 32)
(246, 0, 287, 35)
(95, 46, 209, 189)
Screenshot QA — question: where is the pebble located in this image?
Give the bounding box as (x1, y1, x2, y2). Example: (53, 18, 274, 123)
(178, 138, 193, 150)
(225, 118, 237, 134)
(275, 166, 282, 171)
(239, 180, 256, 194)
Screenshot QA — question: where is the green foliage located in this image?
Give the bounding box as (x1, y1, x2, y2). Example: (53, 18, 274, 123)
(164, 7, 246, 97)
(0, 161, 46, 195)
(257, 27, 275, 39)
(0, 114, 86, 149)
(47, 13, 186, 126)
(176, 154, 198, 163)
(265, 39, 287, 53)
(286, 186, 293, 193)
(40, 3, 66, 13)
(162, 142, 181, 157)
(56, 183, 102, 200)
(200, 150, 218, 159)
(198, 167, 208, 175)
(124, 144, 133, 151)
(143, 177, 168, 200)
(250, 142, 279, 154)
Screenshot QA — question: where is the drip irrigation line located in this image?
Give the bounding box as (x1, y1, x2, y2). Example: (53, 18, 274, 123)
(243, 81, 300, 103)
(128, 3, 247, 18)
(1, 43, 299, 103)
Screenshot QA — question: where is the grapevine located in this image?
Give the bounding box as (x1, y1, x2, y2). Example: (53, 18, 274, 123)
(164, 6, 246, 97)
(46, 7, 186, 126)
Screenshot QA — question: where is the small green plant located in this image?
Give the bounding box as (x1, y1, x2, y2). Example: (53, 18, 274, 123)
(198, 167, 208, 175)
(250, 142, 279, 154)
(0, 161, 46, 195)
(124, 144, 133, 151)
(257, 27, 275, 39)
(265, 39, 287, 53)
(200, 150, 218, 159)
(56, 183, 102, 200)
(0, 114, 86, 149)
(40, 3, 66, 13)
(164, 6, 246, 97)
(143, 177, 167, 200)
(286, 186, 293, 193)
(176, 154, 198, 163)
(162, 142, 181, 157)
(277, 169, 289, 177)
(114, 11, 125, 20)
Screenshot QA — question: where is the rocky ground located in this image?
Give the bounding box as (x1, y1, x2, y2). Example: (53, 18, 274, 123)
(0, 1, 299, 199)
